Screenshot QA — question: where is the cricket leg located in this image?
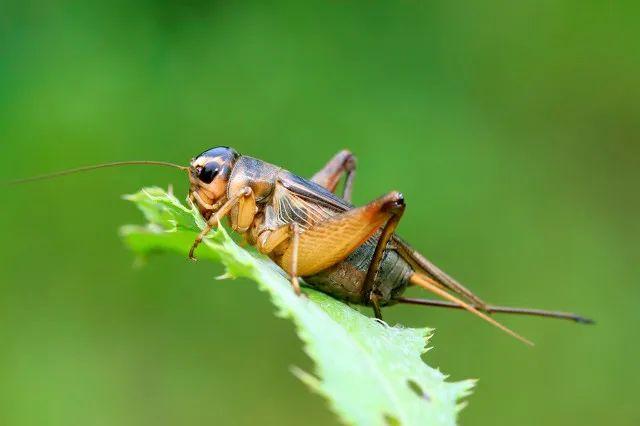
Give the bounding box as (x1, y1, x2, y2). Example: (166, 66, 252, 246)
(256, 223, 302, 295)
(189, 187, 252, 260)
(362, 193, 405, 320)
(289, 223, 302, 295)
(394, 239, 488, 309)
(410, 273, 534, 346)
(190, 191, 217, 210)
(310, 150, 357, 202)
(370, 293, 384, 320)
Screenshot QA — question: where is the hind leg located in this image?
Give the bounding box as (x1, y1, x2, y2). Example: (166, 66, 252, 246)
(310, 150, 356, 202)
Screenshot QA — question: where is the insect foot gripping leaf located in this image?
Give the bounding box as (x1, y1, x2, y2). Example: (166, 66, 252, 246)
(120, 187, 474, 426)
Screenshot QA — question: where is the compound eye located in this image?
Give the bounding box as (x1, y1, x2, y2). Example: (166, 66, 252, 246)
(198, 164, 219, 184)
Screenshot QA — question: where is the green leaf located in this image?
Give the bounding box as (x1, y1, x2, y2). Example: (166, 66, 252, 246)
(120, 187, 474, 426)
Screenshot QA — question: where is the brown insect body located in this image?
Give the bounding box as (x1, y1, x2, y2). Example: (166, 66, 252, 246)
(191, 152, 411, 305)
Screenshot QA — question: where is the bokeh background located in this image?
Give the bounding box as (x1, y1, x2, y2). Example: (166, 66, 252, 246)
(1, 1, 638, 425)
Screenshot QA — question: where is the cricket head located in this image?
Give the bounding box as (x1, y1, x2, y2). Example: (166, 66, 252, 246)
(188, 146, 240, 217)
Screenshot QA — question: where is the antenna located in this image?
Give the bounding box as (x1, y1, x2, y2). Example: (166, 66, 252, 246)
(7, 161, 189, 185)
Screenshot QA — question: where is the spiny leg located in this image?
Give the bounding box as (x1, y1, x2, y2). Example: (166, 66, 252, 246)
(362, 193, 405, 320)
(410, 273, 534, 346)
(310, 150, 357, 202)
(189, 187, 251, 260)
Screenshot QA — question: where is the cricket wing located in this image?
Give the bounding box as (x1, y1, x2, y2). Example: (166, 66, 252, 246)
(272, 171, 351, 229)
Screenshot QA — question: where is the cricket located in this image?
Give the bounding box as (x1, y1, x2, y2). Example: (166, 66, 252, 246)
(11, 146, 593, 345)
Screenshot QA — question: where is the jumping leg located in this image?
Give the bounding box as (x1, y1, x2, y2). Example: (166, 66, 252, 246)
(279, 191, 407, 278)
(362, 192, 405, 319)
(310, 150, 357, 202)
(262, 190, 412, 303)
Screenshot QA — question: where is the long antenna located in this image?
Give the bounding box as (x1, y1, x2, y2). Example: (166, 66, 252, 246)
(7, 161, 189, 185)
(394, 297, 594, 324)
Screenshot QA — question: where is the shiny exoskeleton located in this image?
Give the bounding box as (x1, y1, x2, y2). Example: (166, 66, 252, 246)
(189, 148, 414, 307)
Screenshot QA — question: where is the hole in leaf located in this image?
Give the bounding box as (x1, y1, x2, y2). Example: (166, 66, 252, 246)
(407, 379, 431, 402)
(384, 414, 401, 426)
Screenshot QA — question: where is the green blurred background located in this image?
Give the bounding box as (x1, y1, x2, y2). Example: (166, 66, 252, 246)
(1, 1, 638, 425)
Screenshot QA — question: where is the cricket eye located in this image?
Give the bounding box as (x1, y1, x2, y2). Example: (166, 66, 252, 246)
(198, 164, 219, 184)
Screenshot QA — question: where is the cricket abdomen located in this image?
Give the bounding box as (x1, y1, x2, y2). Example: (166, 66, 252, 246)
(304, 237, 413, 305)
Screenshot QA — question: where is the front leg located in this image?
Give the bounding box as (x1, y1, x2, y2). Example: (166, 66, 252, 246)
(189, 187, 253, 260)
(310, 150, 357, 203)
